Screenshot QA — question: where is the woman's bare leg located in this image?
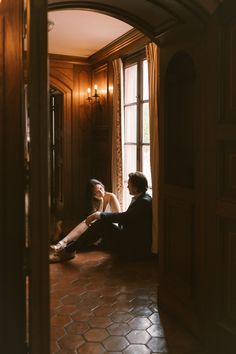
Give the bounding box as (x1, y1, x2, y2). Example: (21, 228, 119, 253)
(51, 220, 88, 251)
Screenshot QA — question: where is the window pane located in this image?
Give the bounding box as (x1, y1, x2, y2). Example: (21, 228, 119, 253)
(142, 103, 150, 143)
(143, 59, 149, 100)
(124, 144, 137, 180)
(142, 145, 152, 187)
(124, 105, 137, 143)
(125, 64, 137, 104)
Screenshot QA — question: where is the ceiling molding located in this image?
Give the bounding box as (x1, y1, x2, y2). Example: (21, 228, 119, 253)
(48, 29, 149, 66)
(49, 53, 90, 65)
(88, 29, 149, 65)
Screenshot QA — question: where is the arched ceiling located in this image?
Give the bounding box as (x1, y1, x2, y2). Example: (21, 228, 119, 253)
(48, 0, 223, 57)
(48, 10, 133, 57)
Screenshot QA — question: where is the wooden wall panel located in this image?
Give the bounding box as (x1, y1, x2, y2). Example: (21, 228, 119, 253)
(218, 141, 236, 201)
(50, 61, 92, 220)
(220, 21, 236, 121)
(163, 198, 194, 298)
(74, 67, 92, 218)
(164, 51, 195, 188)
(159, 31, 205, 339)
(92, 64, 108, 126)
(50, 65, 73, 219)
(204, 2, 236, 351)
(91, 64, 111, 187)
(217, 217, 236, 346)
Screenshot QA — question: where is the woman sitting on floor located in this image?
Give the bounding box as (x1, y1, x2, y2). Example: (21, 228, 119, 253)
(50, 178, 120, 262)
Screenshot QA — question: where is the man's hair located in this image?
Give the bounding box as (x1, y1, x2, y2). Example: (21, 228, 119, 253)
(128, 171, 148, 193)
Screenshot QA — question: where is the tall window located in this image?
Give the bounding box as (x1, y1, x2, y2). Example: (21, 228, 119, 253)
(123, 55, 152, 208)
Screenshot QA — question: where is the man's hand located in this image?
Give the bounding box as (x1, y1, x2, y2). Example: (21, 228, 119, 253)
(86, 211, 101, 226)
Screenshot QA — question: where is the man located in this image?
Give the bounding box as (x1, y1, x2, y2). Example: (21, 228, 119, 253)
(51, 171, 152, 262)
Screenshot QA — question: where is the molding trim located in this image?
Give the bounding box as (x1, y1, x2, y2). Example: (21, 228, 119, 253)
(49, 53, 90, 65)
(89, 29, 149, 64)
(48, 29, 149, 66)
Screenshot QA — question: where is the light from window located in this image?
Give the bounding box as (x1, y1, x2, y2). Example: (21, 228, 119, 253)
(123, 58, 152, 207)
(124, 65, 137, 104)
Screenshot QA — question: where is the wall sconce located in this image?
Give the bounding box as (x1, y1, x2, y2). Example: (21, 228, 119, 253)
(87, 85, 106, 111)
(87, 85, 100, 104)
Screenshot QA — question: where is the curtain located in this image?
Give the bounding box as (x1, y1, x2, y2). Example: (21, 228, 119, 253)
(112, 58, 124, 209)
(146, 42, 160, 254)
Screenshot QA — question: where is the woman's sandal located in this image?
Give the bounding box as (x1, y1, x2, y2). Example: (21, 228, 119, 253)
(49, 250, 75, 263)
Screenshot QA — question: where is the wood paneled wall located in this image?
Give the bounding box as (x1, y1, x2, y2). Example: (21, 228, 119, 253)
(49, 60, 92, 220)
(159, 1, 236, 352)
(90, 64, 111, 188)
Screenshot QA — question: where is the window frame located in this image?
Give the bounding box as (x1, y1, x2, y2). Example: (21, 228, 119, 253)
(123, 51, 151, 207)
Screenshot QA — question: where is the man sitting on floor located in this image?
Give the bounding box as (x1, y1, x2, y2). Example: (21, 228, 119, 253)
(50, 171, 152, 262)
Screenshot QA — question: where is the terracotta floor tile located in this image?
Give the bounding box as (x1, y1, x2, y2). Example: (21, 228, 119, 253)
(50, 314, 72, 327)
(77, 342, 106, 354)
(56, 304, 78, 315)
(107, 322, 131, 336)
(84, 328, 109, 342)
(50, 251, 207, 354)
(123, 344, 151, 354)
(57, 333, 84, 350)
(147, 324, 165, 337)
(89, 316, 112, 328)
(147, 337, 168, 352)
(110, 311, 133, 323)
(65, 321, 89, 335)
(127, 329, 151, 344)
(94, 305, 115, 317)
(71, 308, 94, 322)
(129, 317, 152, 330)
(103, 335, 129, 351)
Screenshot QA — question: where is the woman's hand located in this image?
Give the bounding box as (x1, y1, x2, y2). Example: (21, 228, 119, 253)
(86, 211, 101, 226)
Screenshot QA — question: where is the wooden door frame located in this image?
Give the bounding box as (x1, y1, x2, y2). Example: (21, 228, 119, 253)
(0, 0, 26, 352)
(27, 0, 50, 353)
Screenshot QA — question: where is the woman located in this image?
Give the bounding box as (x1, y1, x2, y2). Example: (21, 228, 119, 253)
(50, 179, 120, 254)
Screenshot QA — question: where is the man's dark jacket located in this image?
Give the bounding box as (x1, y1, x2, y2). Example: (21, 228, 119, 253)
(100, 192, 152, 255)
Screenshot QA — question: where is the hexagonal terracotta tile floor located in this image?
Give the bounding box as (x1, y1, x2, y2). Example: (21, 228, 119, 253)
(50, 251, 207, 354)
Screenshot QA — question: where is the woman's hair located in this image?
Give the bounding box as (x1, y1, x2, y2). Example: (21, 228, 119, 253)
(128, 171, 148, 192)
(85, 179, 105, 215)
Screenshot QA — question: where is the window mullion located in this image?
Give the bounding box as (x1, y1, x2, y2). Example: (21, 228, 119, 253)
(137, 59, 142, 171)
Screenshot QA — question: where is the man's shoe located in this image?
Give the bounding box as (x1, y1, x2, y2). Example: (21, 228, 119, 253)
(49, 249, 76, 263)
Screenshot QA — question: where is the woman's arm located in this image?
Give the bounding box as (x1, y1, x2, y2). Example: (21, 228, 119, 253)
(110, 193, 121, 212)
(108, 192, 121, 212)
